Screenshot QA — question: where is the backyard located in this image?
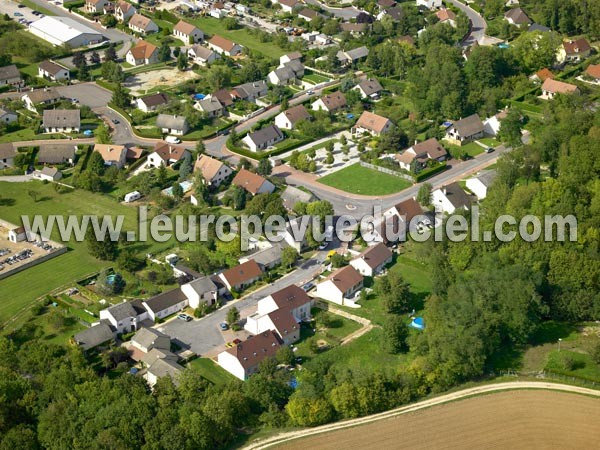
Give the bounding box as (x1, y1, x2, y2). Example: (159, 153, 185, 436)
(318, 163, 412, 195)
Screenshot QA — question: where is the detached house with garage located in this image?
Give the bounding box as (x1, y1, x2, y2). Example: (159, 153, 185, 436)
(156, 114, 189, 135)
(128, 14, 159, 35)
(316, 265, 364, 307)
(242, 124, 285, 152)
(541, 78, 579, 99)
(126, 40, 159, 66)
(187, 45, 219, 65)
(208, 35, 243, 56)
(94, 144, 128, 169)
(38, 60, 70, 82)
(353, 111, 393, 136)
(217, 330, 281, 380)
(194, 154, 232, 187)
(42, 109, 80, 133)
(311, 91, 347, 113)
(354, 78, 383, 99)
(181, 276, 218, 308)
(147, 141, 190, 168)
(350, 242, 393, 277)
(143, 288, 189, 321)
(396, 138, 447, 172)
(115, 1, 136, 21)
(557, 38, 591, 64)
(22, 88, 62, 112)
(218, 259, 263, 292)
(432, 182, 472, 214)
(444, 114, 485, 145)
(136, 92, 169, 113)
(232, 168, 275, 195)
(99, 299, 149, 333)
(274, 104, 311, 130)
(173, 20, 204, 44)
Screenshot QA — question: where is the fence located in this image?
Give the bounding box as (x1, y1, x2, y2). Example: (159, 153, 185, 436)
(359, 161, 414, 182)
(493, 370, 600, 389)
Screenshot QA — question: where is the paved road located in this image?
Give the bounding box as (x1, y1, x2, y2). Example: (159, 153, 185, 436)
(447, 0, 487, 46)
(305, 0, 361, 20)
(242, 381, 600, 450)
(157, 248, 332, 356)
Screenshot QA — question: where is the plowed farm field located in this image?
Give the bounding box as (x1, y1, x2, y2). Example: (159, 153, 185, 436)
(275, 390, 600, 450)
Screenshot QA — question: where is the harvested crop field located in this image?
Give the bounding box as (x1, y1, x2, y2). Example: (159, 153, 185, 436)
(275, 390, 600, 450)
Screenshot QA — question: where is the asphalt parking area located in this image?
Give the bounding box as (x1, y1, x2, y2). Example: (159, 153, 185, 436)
(56, 83, 112, 109)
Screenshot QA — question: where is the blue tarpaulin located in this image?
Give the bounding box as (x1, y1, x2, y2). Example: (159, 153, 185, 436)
(193, 94, 206, 100)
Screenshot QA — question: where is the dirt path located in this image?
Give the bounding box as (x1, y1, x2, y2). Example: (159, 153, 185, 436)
(317, 302, 374, 345)
(241, 381, 600, 450)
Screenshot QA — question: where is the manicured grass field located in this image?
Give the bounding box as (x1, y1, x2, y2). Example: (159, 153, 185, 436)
(318, 163, 412, 195)
(188, 357, 237, 385)
(0, 181, 165, 325)
(477, 137, 500, 147)
(189, 17, 287, 57)
(20, 0, 56, 15)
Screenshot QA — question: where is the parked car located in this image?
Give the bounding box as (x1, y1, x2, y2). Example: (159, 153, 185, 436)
(219, 322, 229, 330)
(302, 282, 315, 292)
(165, 135, 181, 144)
(486, 147, 494, 153)
(225, 342, 234, 348)
(112, 118, 120, 124)
(14, 12, 23, 16)
(318, 242, 328, 250)
(177, 313, 192, 322)
(232, 338, 242, 345)
(17, 4, 26, 7)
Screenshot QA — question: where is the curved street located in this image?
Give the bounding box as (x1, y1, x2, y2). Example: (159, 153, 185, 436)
(446, 0, 487, 46)
(241, 381, 600, 450)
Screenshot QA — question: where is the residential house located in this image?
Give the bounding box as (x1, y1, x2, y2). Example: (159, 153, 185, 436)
(181, 276, 218, 308)
(267, 60, 305, 86)
(396, 138, 447, 171)
(130, 327, 171, 353)
(38, 60, 70, 82)
(218, 259, 263, 291)
(194, 97, 225, 118)
(483, 109, 508, 136)
(280, 185, 315, 211)
(22, 88, 62, 112)
(541, 78, 579, 99)
(239, 243, 284, 271)
(187, 45, 219, 65)
(245, 308, 300, 345)
(125, 40, 159, 66)
(353, 78, 383, 99)
(156, 114, 189, 136)
(173, 20, 204, 44)
(444, 114, 485, 145)
(103, 2, 115, 15)
(349, 242, 393, 277)
(585, 64, 600, 83)
(0, 143, 16, 168)
(311, 91, 347, 113)
(0, 108, 17, 125)
(257, 285, 313, 322)
(84, 0, 108, 14)
(37, 144, 76, 165)
(528, 23, 551, 33)
(353, 111, 393, 136)
(436, 8, 456, 27)
(194, 154, 232, 187)
(280, 217, 308, 252)
(298, 8, 318, 22)
(147, 141, 190, 168)
(128, 13, 159, 35)
(73, 320, 115, 351)
(466, 170, 497, 200)
(33, 166, 62, 182)
(242, 124, 285, 152)
(94, 144, 127, 168)
(557, 39, 591, 64)
(0, 64, 25, 88)
(336, 46, 369, 66)
(432, 182, 472, 214)
(208, 35, 243, 56)
(232, 168, 275, 195)
(145, 358, 183, 388)
(416, 0, 442, 9)
(384, 197, 427, 234)
(530, 68, 554, 83)
(315, 265, 364, 307)
(217, 330, 281, 380)
(274, 104, 311, 130)
(377, 0, 396, 9)
(231, 80, 268, 102)
(340, 23, 367, 35)
(280, 52, 302, 65)
(143, 288, 189, 321)
(504, 7, 531, 26)
(42, 109, 80, 133)
(378, 5, 404, 21)
(136, 92, 169, 113)
(275, 0, 298, 13)
(115, 0, 136, 21)
(99, 299, 149, 333)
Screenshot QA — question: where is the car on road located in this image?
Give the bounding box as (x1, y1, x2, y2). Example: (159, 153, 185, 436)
(177, 313, 192, 322)
(302, 282, 315, 292)
(219, 322, 229, 330)
(112, 118, 120, 124)
(318, 242, 329, 250)
(486, 147, 494, 153)
(18, 4, 26, 7)
(307, 89, 314, 95)
(217, 129, 230, 136)
(165, 135, 181, 144)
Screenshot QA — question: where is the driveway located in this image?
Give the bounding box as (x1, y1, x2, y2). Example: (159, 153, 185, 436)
(446, 0, 487, 46)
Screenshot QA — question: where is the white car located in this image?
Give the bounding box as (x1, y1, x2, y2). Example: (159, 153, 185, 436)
(165, 135, 181, 144)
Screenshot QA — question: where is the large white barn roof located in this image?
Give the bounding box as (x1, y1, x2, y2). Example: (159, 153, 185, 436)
(29, 16, 103, 46)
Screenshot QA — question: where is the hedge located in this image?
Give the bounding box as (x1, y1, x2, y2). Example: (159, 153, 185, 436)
(414, 162, 448, 182)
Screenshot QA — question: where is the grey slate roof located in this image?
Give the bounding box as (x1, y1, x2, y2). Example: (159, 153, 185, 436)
(156, 114, 188, 131)
(246, 124, 284, 147)
(147, 358, 183, 384)
(37, 144, 76, 164)
(356, 78, 383, 96)
(450, 114, 484, 137)
(472, 170, 497, 187)
(42, 109, 80, 129)
(443, 182, 472, 209)
(185, 276, 217, 296)
(529, 23, 550, 32)
(0, 64, 21, 82)
(196, 97, 223, 113)
(106, 299, 146, 321)
(243, 243, 284, 268)
(144, 288, 187, 313)
(0, 143, 15, 160)
(233, 80, 267, 99)
(39, 60, 68, 76)
(73, 320, 114, 351)
(281, 185, 315, 210)
(132, 327, 170, 350)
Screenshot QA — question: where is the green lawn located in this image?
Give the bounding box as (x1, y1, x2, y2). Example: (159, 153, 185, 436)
(0, 128, 65, 143)
(20, 0, 56, 15)
(189, 17, 287, 57)
(188, 357, 238, 385)
(318, 163, 412, 195)
(478, 137, 500, 147)
(0, 181, 166, 325)
(462, 142, 485, 157)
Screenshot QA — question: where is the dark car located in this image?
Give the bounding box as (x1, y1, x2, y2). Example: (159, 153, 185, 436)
(112, 119, 120, 124)
(486, 147, 494, 153)
(219, 322, 229, 331)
